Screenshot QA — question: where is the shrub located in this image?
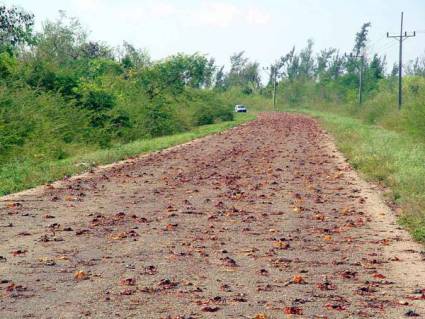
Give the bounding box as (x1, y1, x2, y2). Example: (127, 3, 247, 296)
(80, 88, 116, 111)
(216, 107, 234, 122)
(26, 61, 58, 91)
(403, 77, 425, 139)
(0, 52, 17, 79)
(142, 100, 181, 137)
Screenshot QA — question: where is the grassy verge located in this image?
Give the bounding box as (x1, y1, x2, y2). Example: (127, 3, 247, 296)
(0, 113, 255, 196)
(293, 109, 425, 243)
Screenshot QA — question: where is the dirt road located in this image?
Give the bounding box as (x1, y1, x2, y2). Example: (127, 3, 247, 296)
(1, 113, 424, 318)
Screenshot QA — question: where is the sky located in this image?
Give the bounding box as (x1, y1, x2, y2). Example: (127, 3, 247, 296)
(3, 0, 425, 75)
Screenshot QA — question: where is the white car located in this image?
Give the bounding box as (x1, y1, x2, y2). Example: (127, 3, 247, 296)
(234, 104, 247, 112)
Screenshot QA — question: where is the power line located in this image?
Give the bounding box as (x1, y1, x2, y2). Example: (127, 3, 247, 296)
(367, 35, 401, 62)
(367, 42, 396, 59)
(367, 34, 388, 51)
(387, 11, 416, 110)
(375, 41, 398, 53)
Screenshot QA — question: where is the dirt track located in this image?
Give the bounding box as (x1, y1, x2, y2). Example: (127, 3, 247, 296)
(1, 113, 424, 319)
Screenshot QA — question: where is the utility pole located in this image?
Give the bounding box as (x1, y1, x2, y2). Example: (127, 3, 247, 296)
(263, 66, 279, 111)
(387, 12, 416, 110)
(273, 69, 277, 110)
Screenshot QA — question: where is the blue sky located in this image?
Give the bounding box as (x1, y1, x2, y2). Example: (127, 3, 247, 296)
(3, 0, 425, 73)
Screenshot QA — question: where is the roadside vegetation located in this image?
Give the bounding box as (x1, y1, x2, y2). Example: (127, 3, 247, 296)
(267, 23, 425, 242)
(0, 6, 264, 195)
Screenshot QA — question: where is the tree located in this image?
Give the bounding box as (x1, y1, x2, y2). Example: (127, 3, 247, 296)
(203, 57, 216, 88)
(214, 65, 225, 90)
(225, 51, 247, 87)
(406, 54, 425, 77)
(286, 50, 300, 81)
(0, 51, 17, 79)
(327, 52, 344, 80)
(368, 54, 385, 80)
(271, 48, 295, 83)
(298, 39, 315, 79)
(183, 53, 216, 88)
(120, 41, 151, 70)
(138, 53, 215, 99)
(340, 23, 372, 93)
(390, 63, 399, 77)
(353, 22, 371, 56)
(36, 11, 88, 65)
(365, 54, 386, 92)
(229, 51, 248, 75)
(80, 41, 112, 60)
(241, 61, 261, 91)
(226, 51, 261, 91)
(315, 48, 336, 81)
(0, 5, 35, 52)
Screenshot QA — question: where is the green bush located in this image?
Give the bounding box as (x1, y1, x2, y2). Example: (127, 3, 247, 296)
(0, 84, 91, 162)
(194, 107, 215, 125)
(0, 52, 17, 79)
(26, 61, 58, 91)
(142, 100, 182, 137)
(80, 88, 116, 111)
(216, 107, 234, 122)
(190, 92, 234, 126)
(403, 77, 425, 139)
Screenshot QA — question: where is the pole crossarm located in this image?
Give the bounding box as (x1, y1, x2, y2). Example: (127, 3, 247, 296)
(387, 31, 416, 39)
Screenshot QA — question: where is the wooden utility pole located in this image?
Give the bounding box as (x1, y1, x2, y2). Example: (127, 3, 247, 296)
(273, 70, 277, 110)
(264, 66, 279, 111)
(387, 12, 416, 110)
